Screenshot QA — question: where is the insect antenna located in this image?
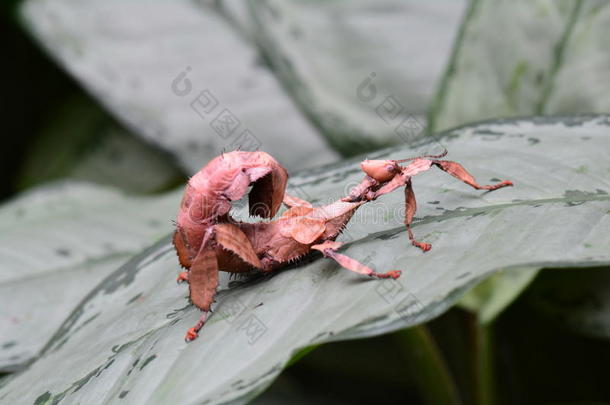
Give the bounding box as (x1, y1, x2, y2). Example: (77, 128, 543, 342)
(395, 147, 448, 163)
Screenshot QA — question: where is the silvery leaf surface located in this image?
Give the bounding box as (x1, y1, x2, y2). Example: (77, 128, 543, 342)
(1, 116, 609, 404)
(0, 183, 180, 371)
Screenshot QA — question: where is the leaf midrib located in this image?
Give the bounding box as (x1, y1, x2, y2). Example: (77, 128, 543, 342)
(350, 192, 610, 245)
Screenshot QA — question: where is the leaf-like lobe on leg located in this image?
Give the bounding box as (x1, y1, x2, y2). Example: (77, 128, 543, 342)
(214, 223, 262, 268)
(189, 247, 219, 311)
(173, 228, 192, 268)
(281, 205, 314, 219)
(288, 217, 326, 245)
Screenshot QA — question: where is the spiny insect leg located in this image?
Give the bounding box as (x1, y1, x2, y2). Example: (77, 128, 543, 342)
(404, 179, 431, 252)
(312, 241, 401, 279)
(432, 160, 513, 191)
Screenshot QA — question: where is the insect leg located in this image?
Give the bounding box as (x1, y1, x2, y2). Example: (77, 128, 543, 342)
(213, 223, 262, 268)
(185, 224, 263, 341)
(312, 241, 401, 279)
(185, 229, 218, 342)
(173, 228, 193, 283)
(432, 160, 513, 191)
(404, 179, 431, 252)
(185, 312, 208, 342)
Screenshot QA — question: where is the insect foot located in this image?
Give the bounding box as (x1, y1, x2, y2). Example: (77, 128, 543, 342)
(176, 271, 189, 284)
(185, 327, 199, 342)
(413, 241, 432, 252)
(185, 313, 208, 342)
(372, 270, 402, 279)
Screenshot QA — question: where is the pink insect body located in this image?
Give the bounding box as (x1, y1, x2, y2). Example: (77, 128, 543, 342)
(174, 150, 513, 341)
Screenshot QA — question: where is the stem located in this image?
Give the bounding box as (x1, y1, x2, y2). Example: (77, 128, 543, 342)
(395, 325, 462, 405)
(469, 314, 496, 405)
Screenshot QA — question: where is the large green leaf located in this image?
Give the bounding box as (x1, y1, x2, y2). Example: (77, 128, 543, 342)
(1, 116, 609, 404)
(428, 0, 610, 321)
(19, 0, 338, 172)
(428, 0, 610, 134)
(248, 0, 466, 154)
(0, 183, 180, 372)
(458, 267, 540, 324)
(544, 1, 610, 114)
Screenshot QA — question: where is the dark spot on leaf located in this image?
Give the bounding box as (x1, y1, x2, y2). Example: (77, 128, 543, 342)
(473, 129, 503, 136)
(2, 341, 16, 349)
(55, 248, 70, 257)
(139, 354, 157, 371)
(456, 272, 471, 280)
(467, 211, 486, 220)
(575, 165, 588, 174)
(127, 358, 140, 376)
(166, 303, 191, 319)
(581, 136, 591, 141)
(564, 189, 608, 206)
(127, 293, 143, 305)
(527, 137, 540, 145)
(119, 391, 129, 399)
(74, 365, 105, 392)
(490, 178, 501, 182)
(34, 391, 51, 405)
(428, 201, 440, 205)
